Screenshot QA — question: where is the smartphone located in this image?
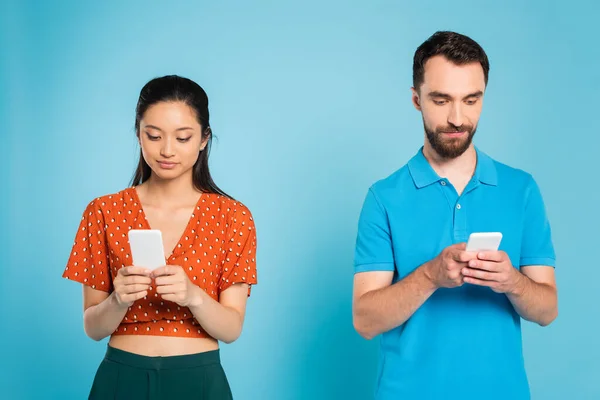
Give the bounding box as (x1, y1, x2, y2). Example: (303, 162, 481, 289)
(466, 232, 503, 252)
(128, 229, 166, 269)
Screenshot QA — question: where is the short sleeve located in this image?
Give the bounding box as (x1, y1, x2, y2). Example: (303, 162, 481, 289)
(218, 205, 257, 296)
(62, 199, 113, 292)
(520, 177, 556, 267)
(354, 188, 395, 273)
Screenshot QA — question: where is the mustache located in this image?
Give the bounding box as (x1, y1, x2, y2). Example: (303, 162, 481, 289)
(436, 124, 473, 133)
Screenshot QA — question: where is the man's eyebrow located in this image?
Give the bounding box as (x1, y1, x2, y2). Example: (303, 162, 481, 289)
(428, 90, 483, 100)
(428, 91, 452, 100)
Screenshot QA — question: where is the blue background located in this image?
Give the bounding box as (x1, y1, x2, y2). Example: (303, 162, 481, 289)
(2, 1, 599, 399)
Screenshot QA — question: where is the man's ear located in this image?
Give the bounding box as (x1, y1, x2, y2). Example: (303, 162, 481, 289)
(411, 87, 422, 111)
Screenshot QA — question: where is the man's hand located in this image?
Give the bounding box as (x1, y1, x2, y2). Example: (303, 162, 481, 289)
(462, 251, 524, 294)
(424, 243, 476, 289)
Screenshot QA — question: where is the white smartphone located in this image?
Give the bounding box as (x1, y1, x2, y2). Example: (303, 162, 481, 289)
(466, 232, 503, 252)
(128, 229, 166, 269)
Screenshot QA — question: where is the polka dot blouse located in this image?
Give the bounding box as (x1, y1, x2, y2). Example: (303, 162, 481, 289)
(62, 187, 257, 338)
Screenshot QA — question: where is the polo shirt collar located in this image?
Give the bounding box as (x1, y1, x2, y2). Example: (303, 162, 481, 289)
(408, 146, 497, 189)
(473, 148, 498, 186)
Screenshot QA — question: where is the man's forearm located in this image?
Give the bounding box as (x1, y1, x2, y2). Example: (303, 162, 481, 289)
(353, 264, 437, 340)
(507, 273, 557, 326)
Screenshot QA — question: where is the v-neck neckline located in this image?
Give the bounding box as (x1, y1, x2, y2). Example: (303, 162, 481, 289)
(128, 186, 205, 261)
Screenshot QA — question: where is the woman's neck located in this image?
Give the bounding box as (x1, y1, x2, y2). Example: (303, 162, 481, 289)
(138, 172, 201, 208)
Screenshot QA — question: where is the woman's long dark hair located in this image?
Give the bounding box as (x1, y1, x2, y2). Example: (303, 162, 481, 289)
(130, 75, 230, 198)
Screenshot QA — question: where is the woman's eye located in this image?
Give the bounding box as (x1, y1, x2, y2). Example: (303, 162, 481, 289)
(177, 137, 192, 143)
(145, 132, 160, 140)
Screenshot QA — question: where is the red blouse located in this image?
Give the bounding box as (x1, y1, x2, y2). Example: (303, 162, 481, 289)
(62, 187, 257, 338)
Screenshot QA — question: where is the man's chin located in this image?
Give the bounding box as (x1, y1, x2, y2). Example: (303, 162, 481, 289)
(433, 140, 472, 159)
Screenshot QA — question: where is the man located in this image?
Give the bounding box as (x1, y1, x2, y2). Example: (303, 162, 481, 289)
(352, 31, 557, 399)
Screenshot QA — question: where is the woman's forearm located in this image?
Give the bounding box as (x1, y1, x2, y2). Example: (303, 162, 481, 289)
(83, 292, 129, 341)
(187, 287, 244, 344)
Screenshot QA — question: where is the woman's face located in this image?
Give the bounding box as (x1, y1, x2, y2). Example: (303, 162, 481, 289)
(138, 101, 208, 182)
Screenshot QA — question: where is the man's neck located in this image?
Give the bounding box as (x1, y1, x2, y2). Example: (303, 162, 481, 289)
(422, 142, 477, 193)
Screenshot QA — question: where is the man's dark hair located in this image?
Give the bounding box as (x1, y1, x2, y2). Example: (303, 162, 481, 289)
(413, 31, 490, 90)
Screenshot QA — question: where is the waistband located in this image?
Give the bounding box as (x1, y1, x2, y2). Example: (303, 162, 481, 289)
(104, 345, 221, 370)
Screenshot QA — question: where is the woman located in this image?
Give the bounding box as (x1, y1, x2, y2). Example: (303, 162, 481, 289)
(63, 75, 257, 399)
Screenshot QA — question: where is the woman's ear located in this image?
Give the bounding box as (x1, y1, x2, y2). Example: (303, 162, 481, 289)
(200, 127, 211, 151)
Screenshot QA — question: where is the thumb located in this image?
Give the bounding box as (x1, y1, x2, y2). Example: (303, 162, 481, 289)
(454, 242, 467, 250)
(449, 242, 467, 262)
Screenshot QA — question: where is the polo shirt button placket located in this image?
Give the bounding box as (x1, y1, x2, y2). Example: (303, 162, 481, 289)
(453, 201, 467, 242)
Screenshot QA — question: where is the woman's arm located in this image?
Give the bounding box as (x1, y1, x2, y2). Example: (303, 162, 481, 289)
(187, 283, 249, 343)
(152, 265, 249, 343)
(83, 266, 152, 341)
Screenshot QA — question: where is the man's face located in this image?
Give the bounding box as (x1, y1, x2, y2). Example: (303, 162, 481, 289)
(412, 55, 486, 159)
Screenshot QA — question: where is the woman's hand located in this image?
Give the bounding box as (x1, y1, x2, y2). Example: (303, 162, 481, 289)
(112, 266, 152, 308)
(152, 265, 202, 308)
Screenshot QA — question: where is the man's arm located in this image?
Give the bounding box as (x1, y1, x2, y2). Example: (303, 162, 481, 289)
(508, 266, 557, 326)
(353, 244, 473, 339)
(352, 267, 436, 340)
(462, 255, 558, 326)
(508, 175, 558, 326)
(352, 188, 477, 339)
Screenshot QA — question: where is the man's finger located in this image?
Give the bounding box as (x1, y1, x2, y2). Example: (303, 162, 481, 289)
(453, 250, 474, 263)
(454, 242, 467, 251)
(462, 267, 498, 281)
(463, 277, 495, 288)
(477, 251, 504, 262)
(467, 260, 502, 272)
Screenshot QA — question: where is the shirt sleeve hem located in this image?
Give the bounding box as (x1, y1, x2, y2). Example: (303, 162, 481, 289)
(519, 257, 556, 268)
(62, 273, 112, 293)
(354, 262, 395, 273)
(219, 277, 257, 297)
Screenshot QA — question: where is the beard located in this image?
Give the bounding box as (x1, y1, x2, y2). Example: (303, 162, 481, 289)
(424, 120, 476, 159)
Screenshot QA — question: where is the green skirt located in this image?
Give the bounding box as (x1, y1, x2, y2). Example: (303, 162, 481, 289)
(89, 345, 233, 400)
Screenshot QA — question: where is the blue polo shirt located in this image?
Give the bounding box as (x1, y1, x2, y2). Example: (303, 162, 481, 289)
(354, 146, 555, 400)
